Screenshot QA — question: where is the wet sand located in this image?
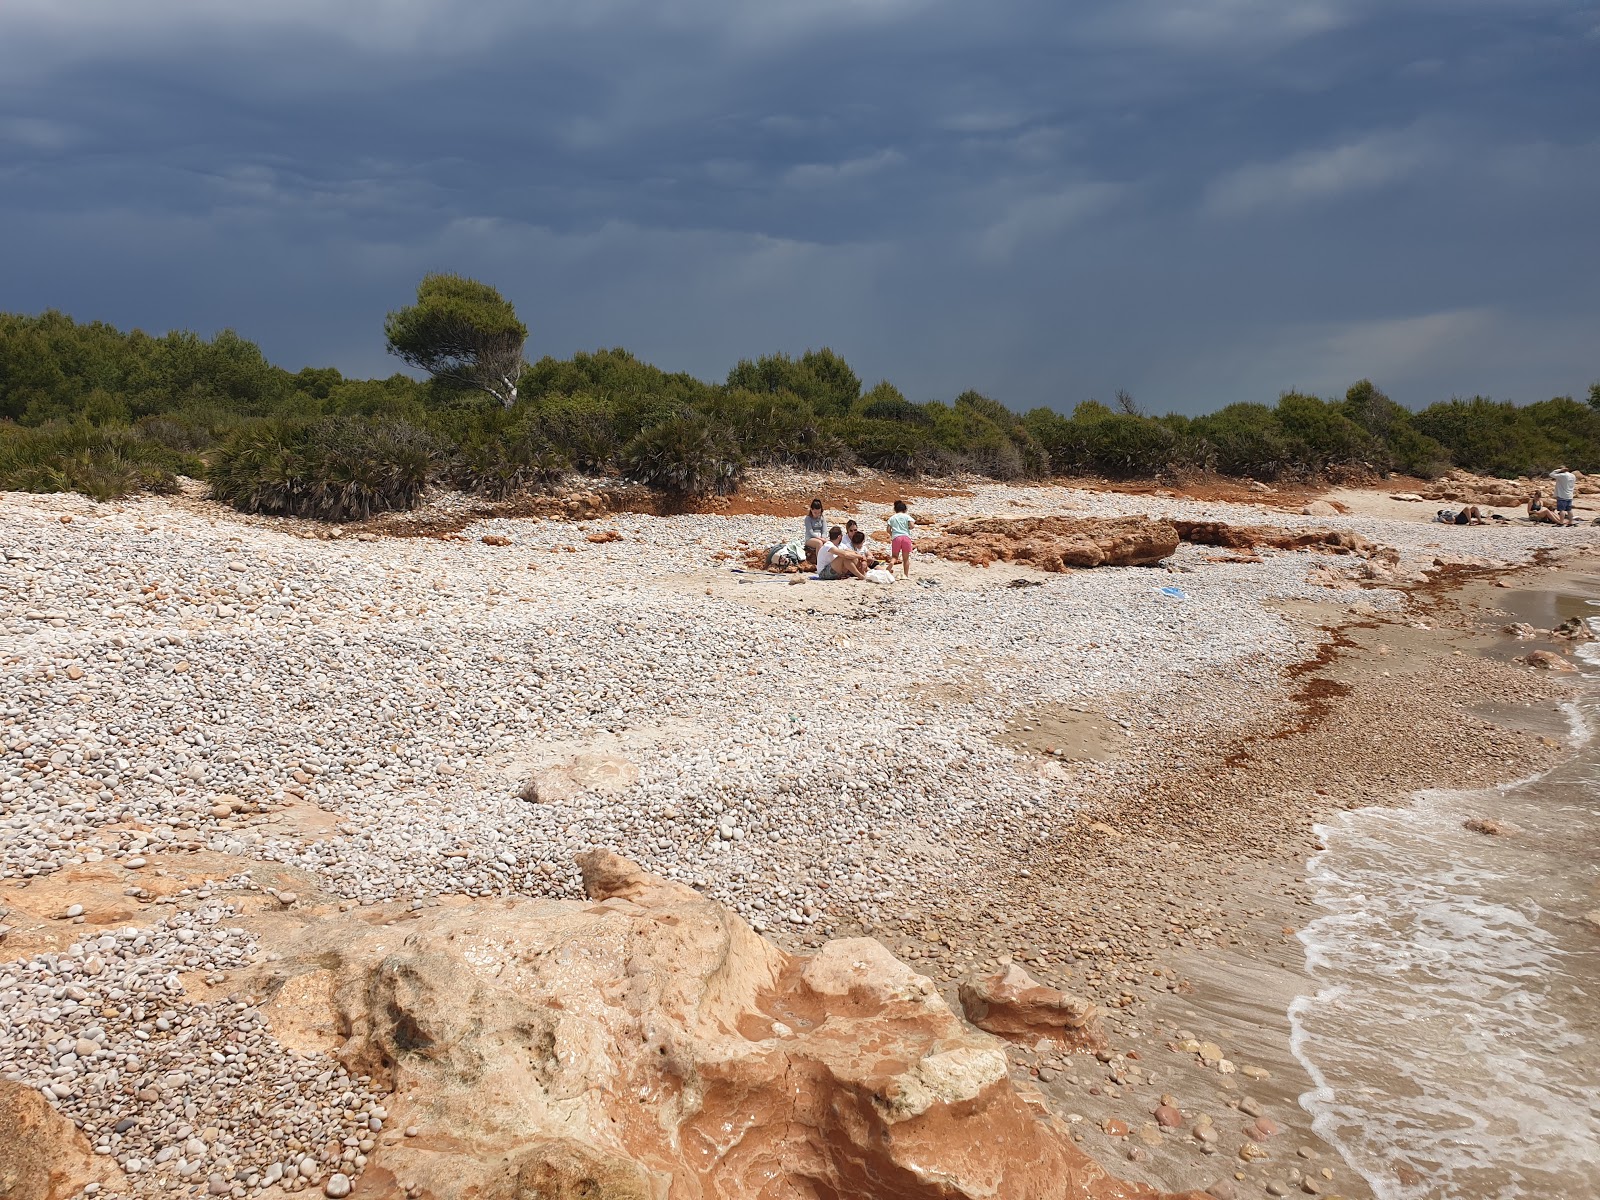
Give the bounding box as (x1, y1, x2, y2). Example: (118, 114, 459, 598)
(878, 559, 1595, 1199)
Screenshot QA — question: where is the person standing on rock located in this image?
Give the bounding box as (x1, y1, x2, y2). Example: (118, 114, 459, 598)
(804, 499, 828, 564)
(1549, 467, 1577, 525)
(886, 500, 915, 578)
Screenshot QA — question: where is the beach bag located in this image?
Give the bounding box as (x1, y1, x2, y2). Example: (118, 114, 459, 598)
(865, 567, 895, 585)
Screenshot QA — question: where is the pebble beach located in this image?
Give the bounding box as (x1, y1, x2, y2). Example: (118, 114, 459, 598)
(3, 478, 1594, 1198)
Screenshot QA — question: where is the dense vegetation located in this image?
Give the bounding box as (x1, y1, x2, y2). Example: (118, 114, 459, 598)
(2, 303, 1598, 520)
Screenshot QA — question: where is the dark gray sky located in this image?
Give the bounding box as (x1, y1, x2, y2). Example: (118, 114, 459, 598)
(1, 0, 1596, 413)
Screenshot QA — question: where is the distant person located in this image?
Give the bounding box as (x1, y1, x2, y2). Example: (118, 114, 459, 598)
(1528, 490, 1563, 525)
(803, 499, 827, 564)
(816, 527, 866, 580)
(1550, 467, 1578, 524)
(886, 500, 916, 577)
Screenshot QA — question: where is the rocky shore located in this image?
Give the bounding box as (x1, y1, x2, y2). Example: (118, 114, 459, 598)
(2, 477, 1593, 1199)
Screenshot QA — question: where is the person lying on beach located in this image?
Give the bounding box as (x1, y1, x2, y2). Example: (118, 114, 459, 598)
(815, 527, 867, 580)
(1435, 507, 1488, 526)
(803, 499, 827, 564)
(1528, 491, 1563, 525)
(763, 539, 808, 568)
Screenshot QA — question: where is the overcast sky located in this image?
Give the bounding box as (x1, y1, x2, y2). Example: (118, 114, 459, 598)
(1, 0, 1596, 414)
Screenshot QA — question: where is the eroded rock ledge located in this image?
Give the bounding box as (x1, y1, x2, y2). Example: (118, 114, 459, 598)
(932, 514, 1375, 572)
(236, 851, 1198, 1200)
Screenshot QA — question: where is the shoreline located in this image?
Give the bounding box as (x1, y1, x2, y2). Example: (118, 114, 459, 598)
(1, 482, 1595, 1199)
(869, 561, 1589, 1200)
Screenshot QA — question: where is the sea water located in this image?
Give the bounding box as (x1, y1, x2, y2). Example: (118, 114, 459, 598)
(1290, 675, 1600, 1196)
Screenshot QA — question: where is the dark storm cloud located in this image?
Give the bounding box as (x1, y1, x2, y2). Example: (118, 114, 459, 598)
(1, 0, 1596, 411)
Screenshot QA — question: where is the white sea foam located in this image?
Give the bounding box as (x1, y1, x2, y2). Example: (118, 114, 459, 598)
(1293, 768, 1600, 1199)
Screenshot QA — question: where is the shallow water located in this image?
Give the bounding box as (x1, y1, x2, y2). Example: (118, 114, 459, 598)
(1291, 654, 1600, 1197)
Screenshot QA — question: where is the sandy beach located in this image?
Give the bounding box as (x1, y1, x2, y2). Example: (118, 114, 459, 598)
(2, 475, 1595, 1199)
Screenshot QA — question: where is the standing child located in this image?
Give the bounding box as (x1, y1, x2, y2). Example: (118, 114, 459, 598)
(886, 500, 915, 578)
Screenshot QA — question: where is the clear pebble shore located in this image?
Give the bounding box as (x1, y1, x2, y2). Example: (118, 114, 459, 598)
(2, 480, 1591, 1197)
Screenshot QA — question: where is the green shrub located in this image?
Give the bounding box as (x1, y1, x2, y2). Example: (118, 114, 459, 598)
(528, 392, 624, 472)
(0, 422, 186, 500)
(837, 418, 959, 476)
(857, 381, 929, 425)
(701, 388, 853, 468)
(209, 418, 440, 521)
(449, 421, 568, 499)
(726, 348, 860, 418)
(621, 414, 744, 498)
(1189, 404, 1297, 479)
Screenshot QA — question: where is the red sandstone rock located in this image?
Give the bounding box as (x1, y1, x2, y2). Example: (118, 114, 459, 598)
(237, 851, 1192, 1200)
(1171, 520, 1375, 556)
(957, 962, 1105, 1050)
(0, 1081, 129, 1199)
(936, 515, 1180, 570)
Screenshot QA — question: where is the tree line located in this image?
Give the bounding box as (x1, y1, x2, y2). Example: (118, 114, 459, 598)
(2, 275, 1598, 520)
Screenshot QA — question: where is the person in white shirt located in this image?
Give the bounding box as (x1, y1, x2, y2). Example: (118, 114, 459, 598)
(815, 527, 866, 580)
(1549, 467, 1577, 524)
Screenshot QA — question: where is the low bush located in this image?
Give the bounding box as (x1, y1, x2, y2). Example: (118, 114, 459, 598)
(837, 417, 960, 476)
(0, 423, 188, 500)
(621, 414, 744, 498)
(449, 427, 568, 499)
(209, 418, 441, 520)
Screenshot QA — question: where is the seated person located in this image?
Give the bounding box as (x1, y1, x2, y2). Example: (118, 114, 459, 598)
(803, 499, 827, 564)
(1528, 490, 1563, 524)
(849, 529, 875, 564)
(815, 527, 867, 580)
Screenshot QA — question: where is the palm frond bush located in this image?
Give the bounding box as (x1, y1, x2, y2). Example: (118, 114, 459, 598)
(0, 423, 184, 499)
(621, 414, 744, 498)
(209, 418, 441, 520)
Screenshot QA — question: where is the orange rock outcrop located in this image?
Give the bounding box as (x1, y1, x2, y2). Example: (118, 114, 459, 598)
(240, 851, 1200, 1200)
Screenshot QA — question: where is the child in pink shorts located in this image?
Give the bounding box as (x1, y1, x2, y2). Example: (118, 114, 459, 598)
(886, 500, 915, 577)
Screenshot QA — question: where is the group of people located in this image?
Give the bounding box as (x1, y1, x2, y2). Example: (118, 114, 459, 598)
(1436, 467, 1584, 527)
(771, 496, 916, 579)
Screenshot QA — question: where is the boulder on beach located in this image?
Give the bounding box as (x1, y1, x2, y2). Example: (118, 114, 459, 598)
(935, 515, 1181, 570)
(240, 851, 1193, 1200)
(1521, 650, 1577, 672)
(957, 962, 1105, 1050)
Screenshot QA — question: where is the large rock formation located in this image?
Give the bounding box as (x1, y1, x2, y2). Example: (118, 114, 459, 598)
(0, 1081, 128, 1200)
(935, 515, 1181, 570)
(1170, 521, 1374, 556)
(958, 963, 1105, 1051)
(243, 852, 1198, 1200)
(930, 514, 1380, 573)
